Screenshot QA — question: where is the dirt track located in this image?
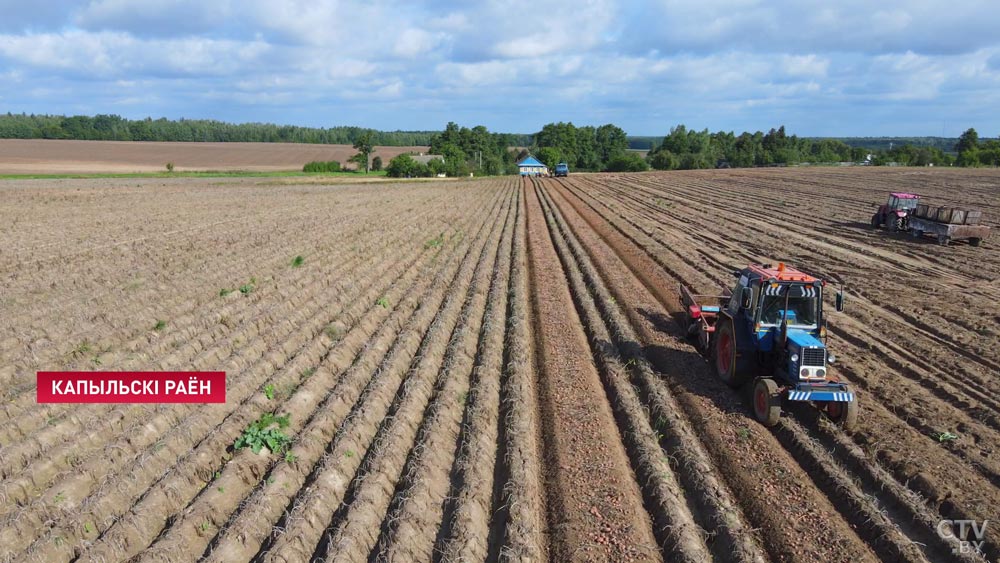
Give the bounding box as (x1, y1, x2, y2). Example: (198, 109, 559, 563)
(0, 167, 997, 562)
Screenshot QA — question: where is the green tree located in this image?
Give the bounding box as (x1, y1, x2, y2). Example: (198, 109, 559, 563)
(536, 147, 562, 169)
(605, 153, 649, 172)
(385, 154, 418, 177)
(371, 155, 383, 172)
(648, 151, 679, 170)
(955, 128, 978, 153)
(352, 132, 375, 173)
(594, 124, 628, 165)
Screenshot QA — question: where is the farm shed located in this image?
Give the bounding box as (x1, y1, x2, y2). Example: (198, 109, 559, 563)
(517, 155, 548, 176)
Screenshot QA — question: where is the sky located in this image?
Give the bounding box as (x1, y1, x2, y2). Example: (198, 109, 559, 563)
(1, 0, 999, 137)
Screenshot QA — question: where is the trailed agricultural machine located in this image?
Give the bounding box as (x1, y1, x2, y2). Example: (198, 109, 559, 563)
(871, 192, 990, 246)
(681, 263, 858, 430)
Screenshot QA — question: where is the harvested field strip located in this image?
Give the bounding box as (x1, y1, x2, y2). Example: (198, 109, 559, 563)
(577, 177, 1000, 486)
(195, 187, 512, 563)
(0, 201, 451, 511)
(13, 193, 502, 563)
(491, 183, 547, 561)
(526, 177, 665, 562)
(536, 180, 768, 562)
(0, 187, 454, 407)
(133, 190, 511, 563)
(373, 184, 516, 561)
(244, 183, 516, 558)
(567, 178, 1000, 436)
(434, 178, 516, 561)
(324, 184, 514, 562)
(576, 175, 1000, 531)
(552, 182, 940, 560)
(554, 175, 999, 561)
(1, 182, 516, 563)
(0, 205, 443, 479)
(0, 190, 451, 432)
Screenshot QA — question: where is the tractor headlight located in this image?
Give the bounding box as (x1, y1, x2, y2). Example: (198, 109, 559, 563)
(828, 354, 836, 364)
(817, 369, 826, 378)
(790, 353, 799, 363)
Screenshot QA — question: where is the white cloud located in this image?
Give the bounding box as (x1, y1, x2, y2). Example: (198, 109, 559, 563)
(0, 1, 998, 135)
(781, 54, 829, 78)
(436, 60, 519, 87)
(393, 28, 440, 58)
(75, 0, 232, 36)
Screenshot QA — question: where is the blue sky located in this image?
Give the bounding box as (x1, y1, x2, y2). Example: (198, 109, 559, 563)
(1, 0, 998, 136)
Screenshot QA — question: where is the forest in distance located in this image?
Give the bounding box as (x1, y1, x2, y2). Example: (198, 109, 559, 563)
(0, 113, 996, 174)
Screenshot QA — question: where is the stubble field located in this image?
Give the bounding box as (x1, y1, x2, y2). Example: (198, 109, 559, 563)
(0, 167, 998, 562)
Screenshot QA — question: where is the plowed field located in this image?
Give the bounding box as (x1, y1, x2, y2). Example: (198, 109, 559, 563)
(0, 139, 428, 174)
(1, 167, 997, 562)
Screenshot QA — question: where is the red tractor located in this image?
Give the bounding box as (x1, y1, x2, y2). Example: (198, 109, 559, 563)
(871, 192, 919, 232)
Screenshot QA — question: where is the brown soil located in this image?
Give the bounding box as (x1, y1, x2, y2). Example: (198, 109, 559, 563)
(1, 167, 997, 562)
(0, 139, 428, 173)
(524, 178, 661, 562)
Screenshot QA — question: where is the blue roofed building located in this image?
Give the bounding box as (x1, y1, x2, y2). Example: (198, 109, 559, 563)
(517, 155, 548, 176)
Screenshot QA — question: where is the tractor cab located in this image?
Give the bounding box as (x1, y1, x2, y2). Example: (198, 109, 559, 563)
(716, 263, 857, 429)
(727, 263, 826, 363)
(872, 192, 920, 231)
(886, 192, 919, 212)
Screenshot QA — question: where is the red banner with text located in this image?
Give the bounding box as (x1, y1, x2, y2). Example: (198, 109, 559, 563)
(37, 371, 226, 403)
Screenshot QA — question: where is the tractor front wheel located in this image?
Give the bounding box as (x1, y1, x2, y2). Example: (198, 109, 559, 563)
(826, 395, 859, 432)
(711, 321, 747, 388)
(870, 213, 881, 229)
(752, 378, 781, 427)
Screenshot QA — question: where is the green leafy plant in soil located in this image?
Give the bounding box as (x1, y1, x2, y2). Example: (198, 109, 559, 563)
(234, 413, 291, 455)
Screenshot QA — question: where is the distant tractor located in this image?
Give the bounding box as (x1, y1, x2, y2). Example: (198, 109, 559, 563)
(871, 192, 919, 231)
(681, 263, 858, 431)
(554, 162, 569, 177)
(871, 192, 990, 246)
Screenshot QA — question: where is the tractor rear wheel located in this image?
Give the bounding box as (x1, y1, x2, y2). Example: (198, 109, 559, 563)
(970, 238, 982, 247)
(711, 321, 747, 387)
(752, 378, 781, 427)
(826, 394, 859, 432)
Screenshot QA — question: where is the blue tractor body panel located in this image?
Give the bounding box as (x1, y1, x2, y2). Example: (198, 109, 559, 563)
(786, 329, 824, 349)
(787, 385, 854, 402)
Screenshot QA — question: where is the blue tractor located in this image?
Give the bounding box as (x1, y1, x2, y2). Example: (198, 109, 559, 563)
(680, 263, 858, 430)
(554, 162, 569, 177)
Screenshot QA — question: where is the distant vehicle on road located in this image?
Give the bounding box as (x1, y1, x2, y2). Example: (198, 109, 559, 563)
(554, 162, 569, 177)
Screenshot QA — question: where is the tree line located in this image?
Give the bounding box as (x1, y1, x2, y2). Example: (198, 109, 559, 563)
(0, 113, 442, 146)
(4, 112, 995, 171)
(954, 128, 1000, 167)
(643, 125, 972, 169)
